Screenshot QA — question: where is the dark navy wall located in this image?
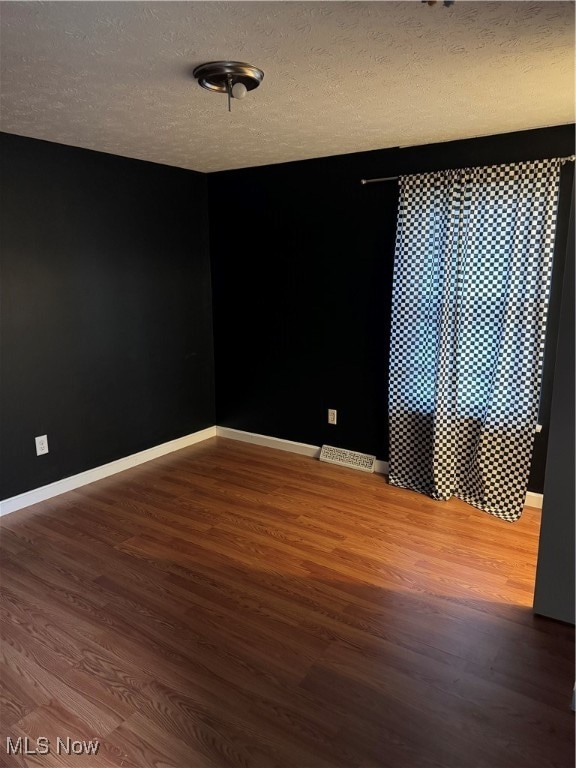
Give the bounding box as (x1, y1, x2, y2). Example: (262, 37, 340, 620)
(0, 133, 215, 499)
(209, 125, 575, 492)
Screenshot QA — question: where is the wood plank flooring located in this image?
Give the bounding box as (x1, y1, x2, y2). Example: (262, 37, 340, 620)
(0, 437, 573, 768)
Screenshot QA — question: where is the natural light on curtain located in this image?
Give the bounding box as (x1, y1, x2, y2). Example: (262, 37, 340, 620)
(388, 158, 563, 522)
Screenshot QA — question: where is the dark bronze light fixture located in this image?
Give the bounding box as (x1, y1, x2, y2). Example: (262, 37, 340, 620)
(193, 61, 264, 112)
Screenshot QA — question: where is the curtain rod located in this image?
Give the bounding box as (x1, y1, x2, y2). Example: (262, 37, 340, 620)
(360, 155, 575, 186)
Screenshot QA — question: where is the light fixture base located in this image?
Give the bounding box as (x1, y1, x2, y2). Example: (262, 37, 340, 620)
(193, 61, 264, 94)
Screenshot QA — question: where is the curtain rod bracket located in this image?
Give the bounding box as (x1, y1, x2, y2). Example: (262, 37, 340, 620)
(360, 176, 398, 185)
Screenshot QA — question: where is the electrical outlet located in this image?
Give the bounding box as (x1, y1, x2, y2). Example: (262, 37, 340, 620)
(35, 435, 49, 456)
(328, 409, 337, 425)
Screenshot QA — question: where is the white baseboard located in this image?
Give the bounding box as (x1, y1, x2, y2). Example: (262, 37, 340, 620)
(216, 428, 541, 508)
(215, 426, 321, 458)
(0, 424, 543, 517)
(375, 459, 390, 475)
(0, 426, 217, 517)
(525, 491, 543, 510)
(215, 427, 390, 475)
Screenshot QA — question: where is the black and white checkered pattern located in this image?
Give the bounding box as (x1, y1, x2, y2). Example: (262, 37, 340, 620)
(388, 159, 562, 522)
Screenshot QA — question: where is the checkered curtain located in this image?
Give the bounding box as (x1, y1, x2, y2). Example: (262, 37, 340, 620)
(388, 159, 562, 521)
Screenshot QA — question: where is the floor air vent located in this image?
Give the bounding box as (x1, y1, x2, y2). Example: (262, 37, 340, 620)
(319, 445, 376, 473)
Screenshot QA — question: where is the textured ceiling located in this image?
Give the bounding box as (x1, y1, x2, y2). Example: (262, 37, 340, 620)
(1, 1, 574, 172)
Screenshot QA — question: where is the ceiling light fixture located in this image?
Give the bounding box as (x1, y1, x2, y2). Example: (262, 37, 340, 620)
(193, 61, 264, 112)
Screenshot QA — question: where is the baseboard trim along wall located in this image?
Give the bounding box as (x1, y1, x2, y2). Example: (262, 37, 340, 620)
(215, 426, 322, 458)
(215, 426, 389, 476)
(0, 426, 217, 517)
(216, 428, 543, 508)
(0, 424, 543, 516)
(525, 491, 544, 509)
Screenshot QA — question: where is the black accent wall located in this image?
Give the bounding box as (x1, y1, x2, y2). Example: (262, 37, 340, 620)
(209, 125, 575, 493)
(2, 126, 573, 501)
(0, 134, 215, 499)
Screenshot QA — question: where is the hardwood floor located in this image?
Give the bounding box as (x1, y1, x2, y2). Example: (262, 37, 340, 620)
(0, 437, 573, 768)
